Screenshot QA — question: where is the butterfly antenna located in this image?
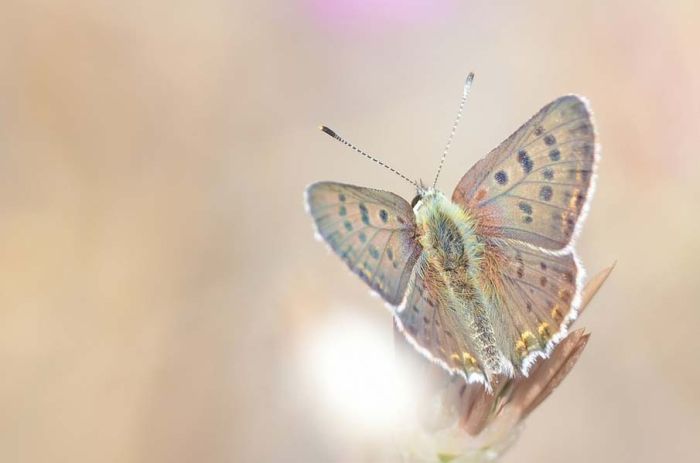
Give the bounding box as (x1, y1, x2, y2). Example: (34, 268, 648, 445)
(432, 72, 475, 189)
(319, 125, 421, 189)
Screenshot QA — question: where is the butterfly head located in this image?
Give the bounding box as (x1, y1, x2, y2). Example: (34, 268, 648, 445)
(410, 186, 447, 212)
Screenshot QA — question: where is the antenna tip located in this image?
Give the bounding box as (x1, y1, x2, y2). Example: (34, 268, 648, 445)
(464, 72, 475, 95)
(319, 125, 337, 138)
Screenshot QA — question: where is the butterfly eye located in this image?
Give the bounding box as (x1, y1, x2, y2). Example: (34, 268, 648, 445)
(411, 194, 422, 208)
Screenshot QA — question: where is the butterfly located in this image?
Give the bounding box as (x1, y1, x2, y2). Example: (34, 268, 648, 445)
(305, 74, 598, 388)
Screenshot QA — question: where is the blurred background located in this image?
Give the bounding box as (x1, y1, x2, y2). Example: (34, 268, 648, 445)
(1, 0, 699, 461)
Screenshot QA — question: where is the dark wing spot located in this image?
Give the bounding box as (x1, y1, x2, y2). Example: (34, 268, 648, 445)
(540, 185, 553, 201)
(523, 216, 533, 224)
(543, 168, 554, 180)
(495, 170, 508, 185)
(518, 202, 533, 215)
(359, 232, 367, 242)
(540, 276, 548, 287)
(379, 209, 388, 223)
(369, 245, 380, 259)
(339, 205, 347, 216)
(540, 262, 547, 271)
(549, 149, 561, 161)
(544, 134, 556, 146)
(386, 248, 393, 260)
(338, 193, 346, 202)
(526, 302, 532, 312)
(516, 253, 525, 278)
(344, 221, 353, 231)
(359, 203, 371, 225)
(518, 150, 533, 173)
(564, 216, 576, 235)
(534, 126, 544, 136)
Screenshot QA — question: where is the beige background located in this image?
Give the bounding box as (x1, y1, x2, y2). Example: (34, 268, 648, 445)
(1, 0, 699, 462)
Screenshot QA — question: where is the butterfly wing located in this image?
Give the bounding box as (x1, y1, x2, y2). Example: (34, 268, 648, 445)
(305, 182, 422, 305)
(484, 239, 582, 372)
(451, 95, 597, 374)
(452, 95, 597, 251)
(396, 255, 488, 384)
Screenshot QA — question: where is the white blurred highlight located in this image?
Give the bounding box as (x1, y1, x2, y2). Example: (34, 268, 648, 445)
(299, 307, 417, 439)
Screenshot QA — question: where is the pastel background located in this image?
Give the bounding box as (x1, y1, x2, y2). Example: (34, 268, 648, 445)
(1, 1, 698, 462)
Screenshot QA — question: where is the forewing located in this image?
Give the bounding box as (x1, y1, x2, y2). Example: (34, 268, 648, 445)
(452, 95, 597, 251)
(484, 239, 581, 372)
(397, 255, 487, 384)
(305, 182, 421, 305)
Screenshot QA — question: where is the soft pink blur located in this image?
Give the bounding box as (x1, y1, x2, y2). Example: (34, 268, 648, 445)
(1, 1, 699, 462)
(306, 0, 456, 26)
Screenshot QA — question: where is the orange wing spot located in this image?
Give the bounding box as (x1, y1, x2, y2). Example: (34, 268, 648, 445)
(559, 289, 572, 303)
(569, 189, 581, 210)
(551, 305, 563, 322)
(538, 322, 551, 340)
(515, 331, 538, 358)
(521, 331, 536, 343)
(462, 352, 477, 367)
(475, 188, 487, 202)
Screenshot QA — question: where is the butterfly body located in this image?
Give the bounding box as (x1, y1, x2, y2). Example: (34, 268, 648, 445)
(307, 94, 597, 388)
(409, 190, 505, 379)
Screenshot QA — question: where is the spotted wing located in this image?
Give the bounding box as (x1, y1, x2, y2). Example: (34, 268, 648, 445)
(483, 239, 582, 373)
(397, 255, 487, 384)
(452, 95, 597, 251)
(305, 182, 421, 305)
